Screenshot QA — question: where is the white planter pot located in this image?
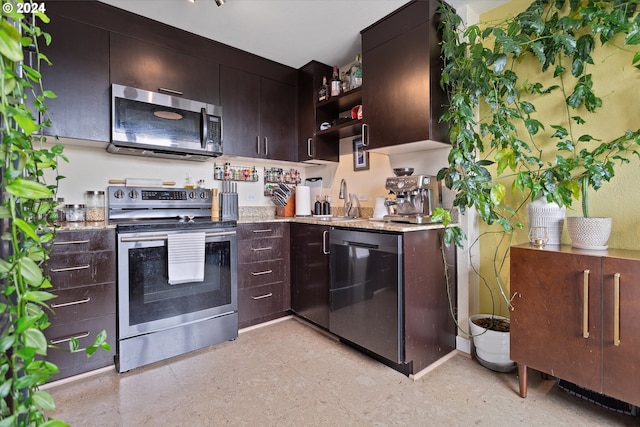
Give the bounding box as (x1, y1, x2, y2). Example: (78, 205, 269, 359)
(566, 216, 612, 250)
(469, 314, 515, 372)
(527, 197, 566, 245)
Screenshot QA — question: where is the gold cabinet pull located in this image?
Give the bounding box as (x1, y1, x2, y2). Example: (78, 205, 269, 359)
(583, 269, 590, 339)
(614, 273, 620, 346)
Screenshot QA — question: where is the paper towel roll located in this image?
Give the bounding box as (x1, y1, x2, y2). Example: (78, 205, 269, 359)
(295, 186, 311, 216)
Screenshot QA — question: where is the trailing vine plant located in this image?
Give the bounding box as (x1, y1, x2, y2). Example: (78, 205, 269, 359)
(1, 2, 108, 425)
(434, 0, 640, 311)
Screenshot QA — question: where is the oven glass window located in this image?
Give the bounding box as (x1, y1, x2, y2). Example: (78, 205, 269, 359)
(128, 241, 232, 325)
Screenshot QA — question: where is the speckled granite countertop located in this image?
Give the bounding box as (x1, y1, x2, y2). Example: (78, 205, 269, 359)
(53, 206, 458, 233)
(238, 206, 458, 233)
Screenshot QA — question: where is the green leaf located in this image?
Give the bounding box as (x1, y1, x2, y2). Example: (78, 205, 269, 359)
(24, 290, 57, 304)
(5, 178, 53, 199)
(19, 256, 44, 286)
(626, 29, 640, 45)
(32, 390, 57, 411)
(12, 109, 40, 135)
(24, 328, 48, 355)
(490, 183, 506, 205)
(0, 20, 24, 62)
(13, 217, 40, 242)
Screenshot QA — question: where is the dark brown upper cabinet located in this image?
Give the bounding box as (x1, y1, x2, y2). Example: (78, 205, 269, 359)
(38, 12, 110, 142)
(110, 33, 220, 105)
(360, 0, 449, 150)
(221, 66, 296, 161)
(297, 61, 339, 163)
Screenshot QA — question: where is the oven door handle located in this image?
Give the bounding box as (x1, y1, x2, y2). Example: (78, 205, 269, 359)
(120, 230, 236, 242)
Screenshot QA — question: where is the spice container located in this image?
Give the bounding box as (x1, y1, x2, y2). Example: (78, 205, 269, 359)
(84, 190, 105, 221)
(64, 204, 86, 222)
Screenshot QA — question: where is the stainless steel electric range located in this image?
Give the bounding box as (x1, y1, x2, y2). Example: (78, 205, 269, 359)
(108, 186, 238, 372)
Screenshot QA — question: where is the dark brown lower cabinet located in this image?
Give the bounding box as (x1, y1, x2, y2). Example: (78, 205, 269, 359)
(237, 223, 291, 328)
(511, 245, 640, 407)
(290, 223, 330, 329)
(45, 228, 117, 381)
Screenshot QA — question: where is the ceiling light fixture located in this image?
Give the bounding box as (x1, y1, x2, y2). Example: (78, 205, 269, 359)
(215, 0, 226, 6)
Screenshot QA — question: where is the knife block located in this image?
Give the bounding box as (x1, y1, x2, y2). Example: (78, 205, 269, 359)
(276, 194, 295, 217)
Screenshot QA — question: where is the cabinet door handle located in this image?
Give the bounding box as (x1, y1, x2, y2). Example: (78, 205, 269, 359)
(264, 137, 269, 156)
(614, 272, 620, 346)
(251, 229, 272, 234)
(51, 297, 91, 308)
(361, 123, 369, 147)
(49, 331, 90, 345)
(158, 87, 183, 96)
(307, 138, 313, 158)
(251, 292, 273, 300)
(256, 136, 261, 155)
(50, 264, 90, 273)
(53, 239, 90, 246)
(251, 270, 273, 276)
(583, 269, 590, 339)
(251, 246, 272, 252)
(322, 230, 329, 255)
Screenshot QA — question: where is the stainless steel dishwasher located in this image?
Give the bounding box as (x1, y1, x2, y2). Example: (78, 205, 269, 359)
(329, 228, 404, 365)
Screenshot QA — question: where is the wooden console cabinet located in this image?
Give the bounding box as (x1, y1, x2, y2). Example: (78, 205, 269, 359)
(510, 245, 640, 407)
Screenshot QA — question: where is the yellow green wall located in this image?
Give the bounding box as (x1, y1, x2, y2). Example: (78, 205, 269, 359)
(477, 0, 640, 316)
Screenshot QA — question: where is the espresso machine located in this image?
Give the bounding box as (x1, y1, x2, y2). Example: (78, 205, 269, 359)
(383, 174, 442, 224)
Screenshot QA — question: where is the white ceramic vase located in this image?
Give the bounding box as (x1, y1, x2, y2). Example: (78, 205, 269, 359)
(527, 197, 566, 245)
(566, 216, 612, 250)
(469, 314, 515, 372)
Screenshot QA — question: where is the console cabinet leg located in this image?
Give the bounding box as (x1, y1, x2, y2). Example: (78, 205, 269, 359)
(517, 363, 528, 398)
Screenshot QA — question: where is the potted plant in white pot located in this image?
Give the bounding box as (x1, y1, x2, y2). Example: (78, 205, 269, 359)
(433, 0, 640, 370)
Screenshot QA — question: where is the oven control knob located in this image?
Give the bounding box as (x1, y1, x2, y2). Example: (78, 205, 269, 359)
(188, 191, 196, 199)
(128, 189, 139, 199)
(113, 189, 125, 199)
(199, 192, 208, 200)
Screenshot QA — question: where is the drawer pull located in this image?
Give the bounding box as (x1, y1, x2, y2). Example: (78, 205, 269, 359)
(50, 264, 90, 273)
(251, 247, 273, 252)
(51, 297, 91, 308)
(251, 292, 273, 300)
(251, 270, 273, 276)
(53, 239, 90, 246)
(583, 269, 590, 339)
(251, 229, 272, 234)
(614, 272, 620, 346)
(49, 331, 90, 345)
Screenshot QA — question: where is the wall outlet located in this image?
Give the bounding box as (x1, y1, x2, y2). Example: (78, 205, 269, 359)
(246, 194, 257, 201)
(358, 194, 368, 201)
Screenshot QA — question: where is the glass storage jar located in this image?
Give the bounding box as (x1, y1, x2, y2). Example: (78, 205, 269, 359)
(64, 204, 86, 222)
(84, 190, 105, 221)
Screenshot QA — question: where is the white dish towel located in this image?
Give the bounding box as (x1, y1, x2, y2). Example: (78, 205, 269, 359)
(167, 232, 206, 285)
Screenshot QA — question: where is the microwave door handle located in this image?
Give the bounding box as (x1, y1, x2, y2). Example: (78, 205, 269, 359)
(201, 107, 208, 149)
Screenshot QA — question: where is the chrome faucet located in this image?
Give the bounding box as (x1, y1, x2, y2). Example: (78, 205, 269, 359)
(339, 179, 349, 214)
(347, 193, 361, 218)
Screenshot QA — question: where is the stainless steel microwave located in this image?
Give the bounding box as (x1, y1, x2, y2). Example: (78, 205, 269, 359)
(108, 84, 223, 161)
